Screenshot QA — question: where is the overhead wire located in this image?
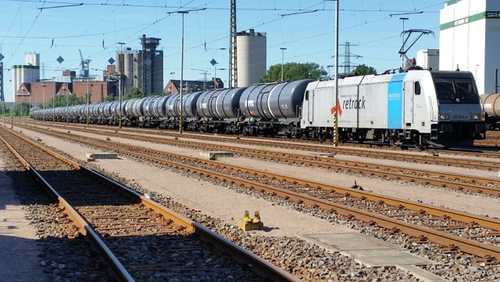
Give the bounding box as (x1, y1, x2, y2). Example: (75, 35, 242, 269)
(5, 0, 47, 65)
(2, 0, 446, 89)
(169, 0, 440, 71)
(0, 0, 24, 46)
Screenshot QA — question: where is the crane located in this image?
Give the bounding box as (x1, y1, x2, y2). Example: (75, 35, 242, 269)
(78, 49, 91, 78)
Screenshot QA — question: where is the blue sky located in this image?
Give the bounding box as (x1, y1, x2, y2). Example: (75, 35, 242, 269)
(0, 0, 447, 102)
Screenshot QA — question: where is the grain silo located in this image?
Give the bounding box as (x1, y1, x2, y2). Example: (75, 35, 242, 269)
(236, 29, 267, 87)
(115, 35, 163, 96)
(12, 53, 40, 98)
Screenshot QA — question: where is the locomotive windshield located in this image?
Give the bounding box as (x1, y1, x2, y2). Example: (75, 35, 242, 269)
(433, 75, 479, 104)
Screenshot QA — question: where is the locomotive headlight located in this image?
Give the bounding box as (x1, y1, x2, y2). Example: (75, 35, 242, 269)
(471, 114, 479, 120)
(439, 114, 449, 120)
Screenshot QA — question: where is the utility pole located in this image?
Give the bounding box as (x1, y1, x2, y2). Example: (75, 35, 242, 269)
(339, 42, 362, 74)
(0, 61, 4, 104)
(399, 17, 409, 70)
(333, 0, 339, 147)
(42, 83, 46, 110)
(52, 85, 55, 122)
(86, 61, 91, 125)
(168, 8, 205, 133)
(66, 87, 69, 123)
(229, 0, 237, 88)
(141, 34, 146, 96)
(1, 101, 4, 126)
(179, 11, 188, 133)
(0, 50, 5, 125)
(280, 47, 287, 82)
(118, 42, 125, 128)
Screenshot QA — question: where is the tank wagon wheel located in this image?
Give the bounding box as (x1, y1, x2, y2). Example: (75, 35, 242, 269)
(269, 128, 278, 137)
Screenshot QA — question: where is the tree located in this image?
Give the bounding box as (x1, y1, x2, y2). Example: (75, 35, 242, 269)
(1, 103, 10, 116)
(105, 94, 117, 102)
(261, 62, 327, 83)
(352, 64, 377, 75)
(11, 102, 31, 117)
(124, 87, 144, 100)
(47, 94, 85, 108)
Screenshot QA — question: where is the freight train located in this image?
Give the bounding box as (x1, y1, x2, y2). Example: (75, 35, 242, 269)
(30, 70, 486, 148)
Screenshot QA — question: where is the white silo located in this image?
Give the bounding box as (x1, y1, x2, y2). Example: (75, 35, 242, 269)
(25, 53, 40, 66)
(440, 0, 500, 94)
(133, 52, 142, 92)
(12, 53, 40, 98)
(116, 49, 135, 94)
(236, 29, 267, 87)
(124, 51, 135, 94)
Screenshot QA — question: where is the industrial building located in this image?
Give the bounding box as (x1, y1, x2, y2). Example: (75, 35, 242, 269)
(12, 53, 41, 100)
(13, 35, 164, 106)
(15, 72, 116, 106)
(116, 35, 164, 96)
(164, 78, 223, 95)
(440, 0, 500, 94)
(416, 49, 440, 71)
(13, 52, 117, 106)
(236, 29, 267, 87)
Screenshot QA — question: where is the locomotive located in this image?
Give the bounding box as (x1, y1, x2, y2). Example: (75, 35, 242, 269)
(31, 70, 486, 148)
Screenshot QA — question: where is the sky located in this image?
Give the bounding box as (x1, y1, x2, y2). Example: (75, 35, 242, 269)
(0, 0, 448, 102)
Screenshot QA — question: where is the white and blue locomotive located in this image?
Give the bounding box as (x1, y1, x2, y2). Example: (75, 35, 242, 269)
(31, 70, 486, 147)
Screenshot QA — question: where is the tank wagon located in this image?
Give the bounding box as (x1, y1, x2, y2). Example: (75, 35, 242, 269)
(480, 93, 500, 130)
(31, 70, 486, 148)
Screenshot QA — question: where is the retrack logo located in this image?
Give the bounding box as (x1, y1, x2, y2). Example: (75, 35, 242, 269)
(342, 96, 366, 110)
(330, 100, 343, 116)
(330, 96, 367, 116)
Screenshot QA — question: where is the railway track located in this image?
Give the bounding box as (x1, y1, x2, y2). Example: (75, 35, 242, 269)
(476, 130, 500, 147)
(12, 121, 500, 263)
(0, 126, 298, 282)
(18, 121, 500, 198)
(27, 120, 500, 168)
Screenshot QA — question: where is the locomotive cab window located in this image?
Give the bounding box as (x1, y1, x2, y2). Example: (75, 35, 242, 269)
(433, 76, 479, 104)
(414, 81, 421, 95)
(305, 90, 309, 101)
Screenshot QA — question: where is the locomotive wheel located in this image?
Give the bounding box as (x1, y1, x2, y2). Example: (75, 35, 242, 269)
(318, 132, 326, 142)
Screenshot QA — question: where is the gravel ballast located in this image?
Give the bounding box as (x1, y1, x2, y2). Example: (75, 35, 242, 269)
(3, 123, 500, 281)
